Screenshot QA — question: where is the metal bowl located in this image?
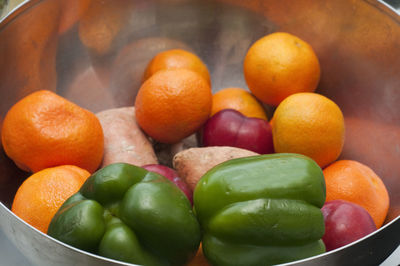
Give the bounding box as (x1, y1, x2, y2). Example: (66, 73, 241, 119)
(1, 0, 400, 265)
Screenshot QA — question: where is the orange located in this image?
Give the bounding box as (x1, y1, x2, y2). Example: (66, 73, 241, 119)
(11, 165, 90, 233)
(243, 32, 320, 106)
(58, 0, 92, 34)
(211, 88, 267, 120)
(109, 37, 191, 106)
(1, 90, 104, 173)
(143, 49, 211, 85)
(78, 0, 132, 55)
(135, 69, 212, 144)
(272, 92, 345, 168)
(323, 160, 390, 228)
(187, 243, 210, 266)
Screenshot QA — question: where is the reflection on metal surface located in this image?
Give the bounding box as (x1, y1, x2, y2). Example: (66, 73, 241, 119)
(0, 0, 400, 265)
(78, 0, 134, 55)
(381, 0, 400, 11)
(109, 37, 192, 106)
(1, 0, 24, 17)
(0, 0, 59, 115)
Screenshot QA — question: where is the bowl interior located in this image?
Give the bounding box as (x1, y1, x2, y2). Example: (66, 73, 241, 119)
(0, 0, 400, 263)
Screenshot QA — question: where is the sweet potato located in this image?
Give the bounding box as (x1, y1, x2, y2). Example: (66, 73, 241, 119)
(96, 107, 158, 167)
(173, 147, 258, 191)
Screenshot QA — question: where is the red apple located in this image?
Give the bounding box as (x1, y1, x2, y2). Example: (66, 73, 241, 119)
(202, 109, 274, 154)
(322, 200, 377, 251)
(142, 164, 193, 205)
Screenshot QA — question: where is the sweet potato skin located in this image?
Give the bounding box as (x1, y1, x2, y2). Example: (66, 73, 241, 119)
(173, 147, 258, 191)
(96, 107, 158, 167)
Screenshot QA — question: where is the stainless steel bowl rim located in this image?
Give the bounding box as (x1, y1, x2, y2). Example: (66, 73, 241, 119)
(1, 0, 400, 265)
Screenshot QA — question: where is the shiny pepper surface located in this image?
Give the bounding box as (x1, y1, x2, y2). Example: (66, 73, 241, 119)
(48, 163, 201, 266)
(194, 153, 326, 266)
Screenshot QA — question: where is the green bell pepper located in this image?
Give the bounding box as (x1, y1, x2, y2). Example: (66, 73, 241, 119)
(194, 153, 326, 266)
(48, 163, 201, 266)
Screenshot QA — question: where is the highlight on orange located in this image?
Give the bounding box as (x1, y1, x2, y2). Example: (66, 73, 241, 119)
(143, 49, 211, 85)
(323, 160, 390, 228)
(272, 92, 345, 168)
(211, 88, 268, 120)
(11, 165, 90, 233)
(135, 69, 212, 144)
(244, 32, 320, 106)
(1, 90, 104, 173)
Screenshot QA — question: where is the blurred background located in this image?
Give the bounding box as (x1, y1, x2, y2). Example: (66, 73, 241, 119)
(0, 0, 399, 265)
(1, 0, 24, 16)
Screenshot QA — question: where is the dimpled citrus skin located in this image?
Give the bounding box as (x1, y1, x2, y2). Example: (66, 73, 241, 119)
(143, 49, 211, 85)
(11, 165, 90, 233)
(1, 90, 104, 173)
(135, 69, 212, 144)
(272, 92, 345, 168)
(244, 32, 320, 106)
(323, 160, 390, 228)
(211, 88, 268, 120)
